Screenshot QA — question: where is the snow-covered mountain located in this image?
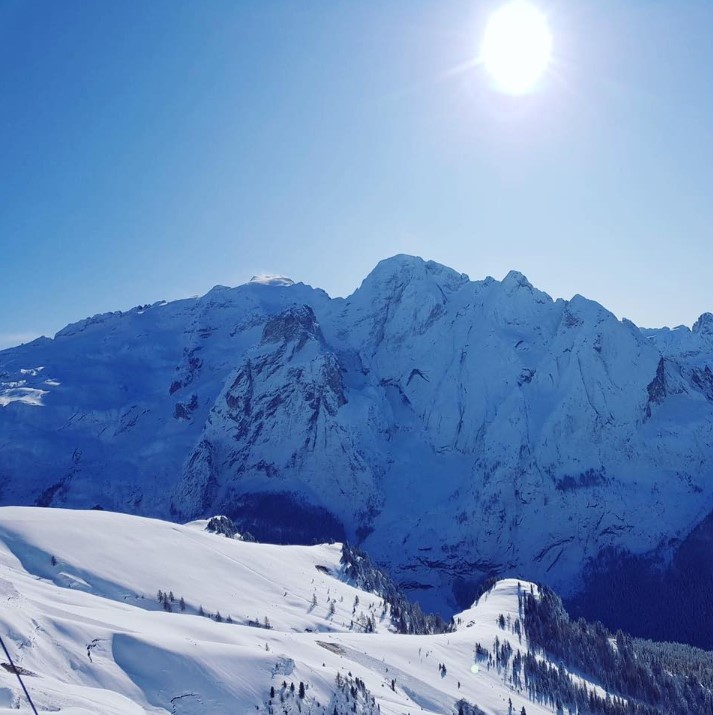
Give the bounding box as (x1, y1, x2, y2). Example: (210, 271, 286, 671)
(2, 256, 713, 614)
(0, 506, 558, 714)
(0, 506, 705, 715)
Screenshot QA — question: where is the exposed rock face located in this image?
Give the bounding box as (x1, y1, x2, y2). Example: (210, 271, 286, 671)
(2, 255, 713, 612)
(171, 305, 380, 535)
(204, 514, 238, 538)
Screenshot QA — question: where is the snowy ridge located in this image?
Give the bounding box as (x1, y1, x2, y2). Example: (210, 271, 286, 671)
(1, 255, 713, 611)
(0, 507, 604, 715)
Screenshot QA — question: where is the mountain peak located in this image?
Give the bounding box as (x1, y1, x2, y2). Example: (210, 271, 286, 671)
(693, 312, 713, 336)
(501, 270, 533, 291)
(356, 254, 469, 297)
(249, 274, 295, 287)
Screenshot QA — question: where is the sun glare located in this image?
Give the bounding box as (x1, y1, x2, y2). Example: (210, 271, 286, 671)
(481, 1, 553, 95)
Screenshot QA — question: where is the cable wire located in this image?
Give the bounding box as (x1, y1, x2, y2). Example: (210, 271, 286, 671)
(0, 634, 39, 715)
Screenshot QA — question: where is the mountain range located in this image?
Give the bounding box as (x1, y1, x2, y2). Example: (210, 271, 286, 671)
(2, 255, 712, 629)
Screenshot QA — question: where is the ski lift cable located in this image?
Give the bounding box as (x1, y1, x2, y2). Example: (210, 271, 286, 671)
(0, 634, 39, 715)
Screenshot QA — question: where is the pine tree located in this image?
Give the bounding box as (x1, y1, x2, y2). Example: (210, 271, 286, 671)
(298, 681, 305, 699)
(179, 596, 185, 611)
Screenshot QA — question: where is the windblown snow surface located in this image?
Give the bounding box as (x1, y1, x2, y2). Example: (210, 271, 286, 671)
(0, 507, 602, 715)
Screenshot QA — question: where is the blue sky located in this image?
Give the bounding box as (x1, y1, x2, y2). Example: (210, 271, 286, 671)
(2, 0, 713, 348)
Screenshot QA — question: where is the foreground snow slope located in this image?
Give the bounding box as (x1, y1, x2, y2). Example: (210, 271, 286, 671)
(2, 256, 713, 610)
(0, 507, 586, 715)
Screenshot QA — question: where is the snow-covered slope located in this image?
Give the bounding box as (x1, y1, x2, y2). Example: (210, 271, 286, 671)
(0, 507, 607, 715)
(2, 255, 713, 611)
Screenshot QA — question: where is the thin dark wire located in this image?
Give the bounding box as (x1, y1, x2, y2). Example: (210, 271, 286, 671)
(0, 634, 39, 715)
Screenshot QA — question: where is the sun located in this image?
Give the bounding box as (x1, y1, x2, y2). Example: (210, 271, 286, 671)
(481, 1, 553, 95)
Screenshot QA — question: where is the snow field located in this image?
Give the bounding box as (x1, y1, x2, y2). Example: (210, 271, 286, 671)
(0, 508, 610, 714)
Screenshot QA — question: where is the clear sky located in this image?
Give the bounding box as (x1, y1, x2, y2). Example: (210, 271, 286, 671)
(2, 0, 713, 349)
